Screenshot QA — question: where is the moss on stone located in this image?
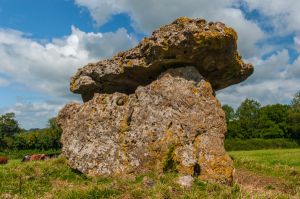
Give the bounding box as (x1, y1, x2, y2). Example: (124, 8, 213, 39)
(163, 144, 178, 173)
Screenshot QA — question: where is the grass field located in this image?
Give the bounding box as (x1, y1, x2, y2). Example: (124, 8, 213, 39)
(229, 149, 300, 198)
(0, 149, 299, 199)
(225, 139, 300, 151)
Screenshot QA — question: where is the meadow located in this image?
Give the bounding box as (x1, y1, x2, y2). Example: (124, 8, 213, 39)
(0, 149, 299, 199)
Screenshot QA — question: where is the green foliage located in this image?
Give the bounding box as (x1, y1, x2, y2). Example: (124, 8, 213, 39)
(0, 112, 20, 149)
(288, 91, 300, 139)
(257, 104, 290, 138)
(223, 96, 298, 140)
(1, 117, 62, 151)
(236, 99, 261, 119)
(291, 91, 300, 107)
(222, 104, 235, 123)
(0, 112, 20, 136)
(163, 144, 178, 173)
(225, 139, 299, 151)
(236, 99, 261, 138)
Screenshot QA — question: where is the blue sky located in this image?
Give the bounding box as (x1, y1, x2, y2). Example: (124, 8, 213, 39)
(0, 0, 299, 129)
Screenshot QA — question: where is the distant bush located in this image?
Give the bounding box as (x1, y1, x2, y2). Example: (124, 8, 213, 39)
(223, 91, 300, 140)
(225, 138, 300, 151)
(0, 149, 60, 159)
(0, 117, 62, 151)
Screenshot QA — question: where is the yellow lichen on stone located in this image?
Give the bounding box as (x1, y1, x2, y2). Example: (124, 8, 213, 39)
(198, 81, 213, 97)
(224, 27, 238, 41)
(164, 129, 173, 140)
(119, 114, 130, 133)
(192, 87, 199, 95)
(98, 96, 106, 105)
(177, 164, 194, 175)
(193, 32, 206, 45)
(175, 17, 191, 24)
(193, 31, 228, 49)
(70, 78, 76, 91)
(127, 60, 133, 67)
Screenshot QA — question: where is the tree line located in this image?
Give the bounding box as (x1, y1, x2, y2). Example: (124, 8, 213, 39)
(0, 115, 62, 150)
(0, 91, 299, 151)
(223, 91, 300, 140)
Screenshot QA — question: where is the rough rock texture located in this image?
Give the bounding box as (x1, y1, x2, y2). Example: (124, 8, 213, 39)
(58, 66, 234, 184)
(70, 17, 253, 102)
(58, 17, 253, 185)
(176, 175, 194, 188)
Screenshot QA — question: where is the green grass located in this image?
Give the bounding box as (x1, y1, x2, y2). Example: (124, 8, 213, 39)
(225, 138, 300, 151)
(0, 149, 300, 198)
(0, 158, 244, 199)
(230, 149, 300, 197)
(230, 148, 300, 169)
(230, 149, 300, 181)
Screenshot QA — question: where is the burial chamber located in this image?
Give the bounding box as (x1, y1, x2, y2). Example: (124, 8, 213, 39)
(57, 17, 253, 185)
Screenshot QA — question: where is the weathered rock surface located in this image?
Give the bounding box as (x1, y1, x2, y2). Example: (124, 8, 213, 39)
(70, 17, 253, 102)
(176, 175, 194, 188)
(58, 17, 253, 185)
(58, 66, 234, 184)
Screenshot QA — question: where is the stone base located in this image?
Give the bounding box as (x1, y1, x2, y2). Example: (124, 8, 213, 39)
(58, 66, 234, 184)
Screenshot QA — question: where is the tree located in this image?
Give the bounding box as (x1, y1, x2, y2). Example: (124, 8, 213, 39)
(226, 120, 243, 139)
(288, 91, 300, 139)
(236, 99, 261, 120)
(0, 112, 20, 136)
(291, 91, 300, 107)
(0, 112, 20, 148)
(47, 117, 62, 149)
(222, 105, 235, 123)
(235, 99, 261, 138)
(257, 104, 290, 138)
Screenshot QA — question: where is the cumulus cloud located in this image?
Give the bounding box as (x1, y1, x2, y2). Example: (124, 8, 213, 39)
(286, 55, 300, 78)
(2, 101, 64, 129)
(218, 50, 300, 108)
(294, 36, 300, 52)
(0, 26, 136, 128)
(242, 0, 300, 35)
(75, 0, 265, 58)
(246, 50, 289, 81)
(0, 27, 137, 98)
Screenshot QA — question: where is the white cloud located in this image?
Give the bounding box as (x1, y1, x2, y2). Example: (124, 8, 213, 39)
(0, 26, 136, 128)
(218, 50, 299, 108)
(2, 101, 64, 129)
(0, 27, 137, 99)
(294, 36, 300, 52)
(75, 0, 265, 58)
(242, 0, 300, 35)
(286, 55, 300, 78)
(246, 50, 289, 81)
